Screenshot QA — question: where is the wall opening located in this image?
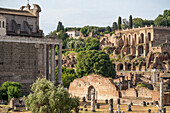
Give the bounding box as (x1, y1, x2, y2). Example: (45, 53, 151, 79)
(88, 86, 95, 100)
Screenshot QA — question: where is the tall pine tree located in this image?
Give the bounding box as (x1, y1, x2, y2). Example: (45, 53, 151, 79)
(57, 21, 64, 32)
(129, 15, 133, 28)
(118, 16, 122, 30)
(112, 22, 118, 31)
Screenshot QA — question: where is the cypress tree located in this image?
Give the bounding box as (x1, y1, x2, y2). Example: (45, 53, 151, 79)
(112, 22, 118, 31)
(118, 16, 122, 30)
(57, 21, 64, 32)
(129, 15, 133, 28)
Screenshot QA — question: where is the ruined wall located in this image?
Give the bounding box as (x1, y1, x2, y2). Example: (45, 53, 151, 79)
(137, 87, 152, 98)
(69, 74, 119, 101)
(153, 28, 170, 46)
(0, 42, 44, 94)
(121, 88, 137, 98)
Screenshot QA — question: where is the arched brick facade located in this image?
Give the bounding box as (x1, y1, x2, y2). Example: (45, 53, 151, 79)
(69, 74, 119, 101)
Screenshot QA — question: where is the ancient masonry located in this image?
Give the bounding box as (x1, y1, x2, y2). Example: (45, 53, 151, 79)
(69, 26, 170, 107)
(0, 4, 62, 94)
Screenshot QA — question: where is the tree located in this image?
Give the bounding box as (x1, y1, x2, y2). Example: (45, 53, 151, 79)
(154, 15, 167, 26)
(76, 50, 116, 78)
(118, 16, 122, 30)
(129, 15, 133, 28)
(67, 40, 85, 50)
(163, 10, 170, 18)
(143, 20, 154, 26)
(85, 37, 99, 50)
(57, 30, 69, 49)
(24, 77, 79, 113)
(106, 26, 112, 33)
(0, 81, 22, 100)
(133, 18, 144, 28)
(56, 67, 77, 88)
(80, 26, 90, 37)
(7, 86, 21, 101)
(57, 21, 64, 32)
(112, 22, 118, 31)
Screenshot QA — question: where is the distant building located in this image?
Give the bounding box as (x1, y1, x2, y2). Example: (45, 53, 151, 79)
(66, 30, 80, 39)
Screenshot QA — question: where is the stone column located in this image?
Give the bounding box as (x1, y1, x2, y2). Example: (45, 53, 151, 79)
(123, 63, 126, 71)
(46, 45, 49, 80)
(109, 98, 113, 113)
(51, 44, 56, 85)
(91, 88, 95, 112)
(136, 45, 139, 57)
(160, 78, 164, 109)
(143, 45, 146, 57)
(58, 44, 63, 85)
(44, 44, 47, 77)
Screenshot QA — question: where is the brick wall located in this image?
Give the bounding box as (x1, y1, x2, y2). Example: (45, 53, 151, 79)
(0, 42, 44, 94)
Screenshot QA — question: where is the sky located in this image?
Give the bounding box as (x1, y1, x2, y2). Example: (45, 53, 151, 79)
(1, 0, 170, 35)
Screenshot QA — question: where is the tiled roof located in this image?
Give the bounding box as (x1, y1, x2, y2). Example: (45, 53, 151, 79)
(0, 7, 36, 17)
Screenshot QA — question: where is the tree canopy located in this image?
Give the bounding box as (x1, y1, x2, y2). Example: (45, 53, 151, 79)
(0, 81, 22, 101)
(24, 77, 79, 113)
(56, 67, 77, 88)
(85, 37, 99, 50)
(57, 30, 69, 49)
(76, 50, 116, 78)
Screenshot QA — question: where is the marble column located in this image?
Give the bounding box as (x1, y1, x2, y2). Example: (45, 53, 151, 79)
(51, 44, 56, 85)
(58, 44, 63, 85)
(160, 78, 164, 109)
(91, 88, 95, 112)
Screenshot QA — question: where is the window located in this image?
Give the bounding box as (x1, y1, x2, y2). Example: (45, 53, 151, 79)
(2, 21, 5, 28)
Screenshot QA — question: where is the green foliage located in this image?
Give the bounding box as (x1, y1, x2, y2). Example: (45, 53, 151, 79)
(143, 19, 154, 26)
(154, 15, 167, 26)
(57, 30, 69, 49)
(7, 86, 21, 101)
(0, 87, 6, 100)
(137, 83, 146, 87)
(67, 40, 85, 50)
(129, 15, 133, 28)
(138, 57, 145, 61)
(106, 26, 112, 33)
(118, 16, 122, 30)
(76, 50, 116, 78)
(80, 26, 90, 37)
(112, 22, 118, 31)
(85, 37, 99, 50)
(56, 67, 77, 88)
(65, 27, 81, 32)
(24, 77, 80, 113)
(0, 81, 22, 100)
(133, 18, 144, 28)
(57, 21, 64, 32)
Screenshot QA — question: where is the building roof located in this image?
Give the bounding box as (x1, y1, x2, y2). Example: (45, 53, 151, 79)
(0, 7, 36, 17)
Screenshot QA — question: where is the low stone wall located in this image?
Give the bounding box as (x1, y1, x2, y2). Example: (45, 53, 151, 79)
(138, 87, 152, 98)
(120, 98, 152, 105)
(121, 88, 137, 98)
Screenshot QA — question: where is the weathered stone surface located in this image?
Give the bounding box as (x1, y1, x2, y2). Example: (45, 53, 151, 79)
(69, 74, 119, 101)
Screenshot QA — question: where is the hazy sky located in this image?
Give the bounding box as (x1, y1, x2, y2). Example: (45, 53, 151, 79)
(1, 0, 170, 34)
